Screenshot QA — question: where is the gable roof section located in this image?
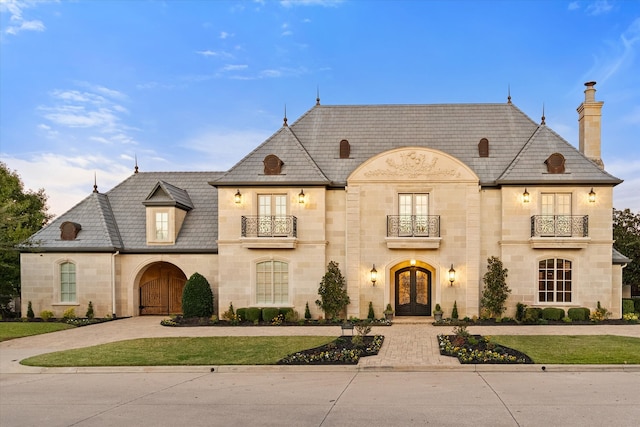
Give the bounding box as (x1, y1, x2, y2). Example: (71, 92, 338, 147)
(214, 125, 330, 185)
(26, 172, 222, 253)
(143, 180, 194, 210)
(497, 125, 622, 185)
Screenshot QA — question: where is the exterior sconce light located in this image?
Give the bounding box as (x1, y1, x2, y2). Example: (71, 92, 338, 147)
(234, 189, 242, 204)
(522, 188, 530, 203)
(589, 188, 596, 203)
(448, 264, 456, 286)
(298, 189, 305, 204)
(370, 264, 377, 286)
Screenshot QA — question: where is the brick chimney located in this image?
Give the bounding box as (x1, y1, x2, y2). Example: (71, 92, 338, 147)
(577, 81, 604, 169)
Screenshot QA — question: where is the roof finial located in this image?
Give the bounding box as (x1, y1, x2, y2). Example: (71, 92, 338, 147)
(283, 104, 288, 127)
(316, 86, 320, 105)
(93, 172, 99, 193)
(134, 154, 139, 174)
(507, 84, 512, 104)
(541, 103, 546, 125)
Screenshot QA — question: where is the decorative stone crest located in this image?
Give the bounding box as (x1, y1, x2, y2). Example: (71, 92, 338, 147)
(364, 151, 460, 179)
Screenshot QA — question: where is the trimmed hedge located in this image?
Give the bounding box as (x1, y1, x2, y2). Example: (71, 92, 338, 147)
(524, 307, 542, 322)
(567, 307, 590, 321)
(542, 307, 565, 321)
(635, 298, 640, 314)
(262, 307, 280, 323)
(622, 299, 635, 315)
(279, 307, 294, 318)
(246, 307, 262, 322)
(236, 308, 248, 322)
(181, 272, 214, 318)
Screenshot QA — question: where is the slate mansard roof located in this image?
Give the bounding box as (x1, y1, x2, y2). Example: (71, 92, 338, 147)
(27, 172, 222, 253)
(215, 103, 621, 186)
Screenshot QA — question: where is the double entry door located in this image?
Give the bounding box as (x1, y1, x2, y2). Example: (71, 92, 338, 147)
(395, 266, 432, 316)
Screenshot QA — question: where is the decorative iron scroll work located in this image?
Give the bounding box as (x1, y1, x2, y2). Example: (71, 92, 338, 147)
(242, 215, 297, 238)
(387, 215, 440, 237)
(530, 215, 588, 237)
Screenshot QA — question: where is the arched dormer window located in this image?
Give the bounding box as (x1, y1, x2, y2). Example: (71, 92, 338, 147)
(264, 154, 283, 175)
(545, 153, 565, 174)
(478, 138, 489, 157)
(340, 139, 350, 159)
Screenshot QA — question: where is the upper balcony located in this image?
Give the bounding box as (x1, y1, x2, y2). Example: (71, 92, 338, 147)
(240, 215, 297, 249)
(529, 215, 590, 249)
(385, 215, 441, 249)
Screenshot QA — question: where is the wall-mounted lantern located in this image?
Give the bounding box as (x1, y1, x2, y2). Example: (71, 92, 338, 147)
(370, 264, 378, 286)
(298, 189, 305, 204)
(234, 189, 242, 204)
(522, 188, 530, 203)
(448, 264, 456, 286)
(589, 188, 596, 203)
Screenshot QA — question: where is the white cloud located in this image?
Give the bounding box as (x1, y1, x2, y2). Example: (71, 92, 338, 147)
(220, 31, 230, 39)
(1, 0, 48, 35)
(586, 0, 613, 16)
(221, 64, 248, 72)
(568, 1, 580, 11)
(196, 50, 219, 56)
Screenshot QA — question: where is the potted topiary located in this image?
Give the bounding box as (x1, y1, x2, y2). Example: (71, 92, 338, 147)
(434, 303, 443, 322)
(384, 303, 394, 320)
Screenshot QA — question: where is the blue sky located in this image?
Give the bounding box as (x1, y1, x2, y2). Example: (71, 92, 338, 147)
(1, 0, 639, 216)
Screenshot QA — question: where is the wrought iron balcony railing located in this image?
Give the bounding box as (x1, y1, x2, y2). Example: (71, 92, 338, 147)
(241, 215, 297, 238)
(530, 215, 588, 237)
(387, 215, 440, 237)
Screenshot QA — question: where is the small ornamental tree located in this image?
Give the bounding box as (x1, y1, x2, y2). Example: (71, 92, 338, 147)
(316, 261, 350, 320)
(480, 256, 511, 318)
(181, 272, 214, 318)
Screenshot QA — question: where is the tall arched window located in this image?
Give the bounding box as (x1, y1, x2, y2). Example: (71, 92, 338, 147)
(538, 258, 572, 302)
(256, 260, 288, 304)
(60, 262, 76, 302)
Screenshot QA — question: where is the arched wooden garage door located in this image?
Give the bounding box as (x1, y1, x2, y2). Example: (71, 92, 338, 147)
(139, 262, 187, 315)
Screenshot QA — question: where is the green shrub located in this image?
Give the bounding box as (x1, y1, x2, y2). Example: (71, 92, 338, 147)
(523, 307, 542, 323)
(284, 310, 299, 322)
(279, 307, 294, 318)
(27, 301, 34, 319)
(181, 272, 214, 318)
(316, 261, 350, 320)
(86, 301, 94, 319)
(245, 307, 261, 322)
(480, 256, 511, 318)
(542, 307, 565, 321)
(40, 310, 54, 321)
(568, 307, 587, 321)
(367, 301, 375, 320)
(63, 307, 76, 319)
(236, 308, 248, 322)
(622, 299, 635, 315)
(451, 301, 458, 319)
(515, 302, 527, 322)
(304, 302, 312, 319)
(634, 298, 640, 314)
(262, 307, 279, 323)
(222, 302, 239, 325)
(590, 301, 610, 322)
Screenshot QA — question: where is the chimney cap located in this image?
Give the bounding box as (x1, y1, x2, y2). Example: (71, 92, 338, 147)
(585, 81, 597, 87)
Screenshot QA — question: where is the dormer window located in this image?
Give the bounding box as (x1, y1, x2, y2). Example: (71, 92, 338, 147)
(340, 139, 350, 159)
(155, 212, 169, 240)
(264, 154, 283, 175)
(545, 153, 566, 174)
(60, 221, 82, 240)
(143, 181, 193, 245)
(478, 138, 489, 157)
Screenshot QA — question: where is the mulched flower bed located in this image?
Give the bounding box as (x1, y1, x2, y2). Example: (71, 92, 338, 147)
(438, 334, 533, 364)
(277, 335, 384, 365)
(161, 316, 391, 327)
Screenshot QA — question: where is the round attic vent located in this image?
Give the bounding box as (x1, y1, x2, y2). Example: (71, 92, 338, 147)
(545, 153, 565, 174)
(264, 154, 283, 175)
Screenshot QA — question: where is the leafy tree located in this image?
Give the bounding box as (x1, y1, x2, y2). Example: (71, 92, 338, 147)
(316, 261, 350, 320)
(613, 208, 640, 296)
(0, 162, 51, 314)
(181, 272, 214, 318)
(480, 256, 511, 318)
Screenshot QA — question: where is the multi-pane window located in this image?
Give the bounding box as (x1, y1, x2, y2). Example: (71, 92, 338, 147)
(258, 194, 287, 236)
(155, 212, 169, 240)
(256, 260, 288, 304)
(539, 193, 572, 236)
(538, 258, 572, 302)
(399, 193, 429, 236)
(60, 262, 76, 302)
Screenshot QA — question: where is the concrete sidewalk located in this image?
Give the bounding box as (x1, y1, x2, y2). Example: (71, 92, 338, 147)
(1, 316, 639, 373)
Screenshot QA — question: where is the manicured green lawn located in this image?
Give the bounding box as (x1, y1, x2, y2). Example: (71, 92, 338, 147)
(492, 335, 640, 364)
(0, 322, 75, 342)
(21, 336, 336, 367)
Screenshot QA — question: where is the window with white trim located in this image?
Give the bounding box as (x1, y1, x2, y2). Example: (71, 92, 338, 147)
(60, 262, 76, 302)
(155, 211, 169, 240)
(256, 260, 288, 304)
(399, 193, 429, 236)
(258, 194, 288, 236)
(538, 258, 572, 302)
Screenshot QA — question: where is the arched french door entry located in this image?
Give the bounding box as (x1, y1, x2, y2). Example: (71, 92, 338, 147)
(139, 262, 187, 315)
(395, 266, 432, 316)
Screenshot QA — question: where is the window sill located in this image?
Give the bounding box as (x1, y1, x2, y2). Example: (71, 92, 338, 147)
(241, 237, 297, 249)
(529, 237, 590, 249)
(385, 237, 441, 249)
(52, 302, 79, 306)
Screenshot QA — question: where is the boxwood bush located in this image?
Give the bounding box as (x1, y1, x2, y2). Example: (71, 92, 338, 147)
(236, 308, 247, 322)
(181, 272, 214, 318)
(524, 307, 542, 322)
(542, 307, 565, 321)
(279, 307, 294, 318)
(246, 307, 262, 322)
(635, 298, 640, 314)
(262, 307, 280, 323)
(567, 307, 590, 321)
